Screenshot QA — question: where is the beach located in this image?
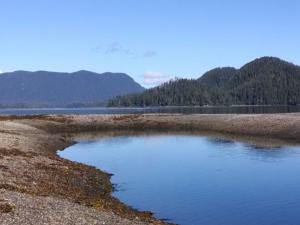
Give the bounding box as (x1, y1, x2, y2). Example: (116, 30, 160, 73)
(1, 113, 300, 225)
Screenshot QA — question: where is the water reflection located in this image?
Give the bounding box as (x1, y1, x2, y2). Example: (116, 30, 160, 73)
(207, 137, 236, 145)
(59, 135, 300, 225)
(243, 145, 300, 162)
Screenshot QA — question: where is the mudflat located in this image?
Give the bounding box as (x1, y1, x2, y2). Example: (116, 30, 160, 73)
(1, 113, 300, 225)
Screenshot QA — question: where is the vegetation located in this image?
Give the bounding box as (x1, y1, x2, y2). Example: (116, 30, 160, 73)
(0, 70, 144, 107)
(108, 57, 300, 106)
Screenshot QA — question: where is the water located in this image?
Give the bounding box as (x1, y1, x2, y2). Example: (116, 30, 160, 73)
(59, 135, 300, 225)
(1, 105, 300, 115)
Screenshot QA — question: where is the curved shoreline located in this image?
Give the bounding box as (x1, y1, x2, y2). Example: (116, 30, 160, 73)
(1, 113, 300, 224)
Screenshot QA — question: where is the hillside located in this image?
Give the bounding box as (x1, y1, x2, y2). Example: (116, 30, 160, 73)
(0, 70, 144, 107)
(108, 57, 300, 106)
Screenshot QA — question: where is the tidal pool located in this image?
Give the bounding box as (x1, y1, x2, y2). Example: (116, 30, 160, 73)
(58, 135, 300, 225)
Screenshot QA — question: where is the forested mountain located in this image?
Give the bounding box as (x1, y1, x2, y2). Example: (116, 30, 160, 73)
(0, 70, 144, 107)
(108, 57, 300, 106)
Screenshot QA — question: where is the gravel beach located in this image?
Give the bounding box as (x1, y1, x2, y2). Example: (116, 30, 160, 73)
(1, 113, 300, 225)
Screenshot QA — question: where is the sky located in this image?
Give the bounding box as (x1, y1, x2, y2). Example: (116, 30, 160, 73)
(0, 0, 300, 87)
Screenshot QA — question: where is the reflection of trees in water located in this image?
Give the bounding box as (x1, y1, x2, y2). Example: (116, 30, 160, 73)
(207, 136, 300, 162)
(76, 134, 300, 164)
(208, 137, 235, 145)
(97, 136, 135, 147)
(243, 145, 298, 162)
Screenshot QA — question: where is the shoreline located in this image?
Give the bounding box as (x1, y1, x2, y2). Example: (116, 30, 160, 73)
(1, 113, 300, 224)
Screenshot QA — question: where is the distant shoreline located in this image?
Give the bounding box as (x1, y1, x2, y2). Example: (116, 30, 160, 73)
(0, 105, 300, 117)
(1, 113, 300, 224)
(0, 104, 299, 109)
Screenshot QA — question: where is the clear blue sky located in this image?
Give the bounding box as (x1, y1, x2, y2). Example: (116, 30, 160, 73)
(1, 0, 299, 87)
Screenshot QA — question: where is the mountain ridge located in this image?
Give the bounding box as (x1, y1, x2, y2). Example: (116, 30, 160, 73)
(108, 57, 300, 107)
(0, 70, 144, 107)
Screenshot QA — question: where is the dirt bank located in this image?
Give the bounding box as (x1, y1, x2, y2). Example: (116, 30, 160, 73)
(1, 113, 300, 225)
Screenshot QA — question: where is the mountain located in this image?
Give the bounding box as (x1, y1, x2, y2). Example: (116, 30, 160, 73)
(0, 70, 144, 107)
(108, 57, 300, 107)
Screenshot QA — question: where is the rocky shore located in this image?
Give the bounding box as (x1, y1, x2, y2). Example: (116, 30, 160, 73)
(1, 113, 300, 225)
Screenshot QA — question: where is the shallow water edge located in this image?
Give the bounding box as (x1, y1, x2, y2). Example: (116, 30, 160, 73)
(59, 134, 300, 225)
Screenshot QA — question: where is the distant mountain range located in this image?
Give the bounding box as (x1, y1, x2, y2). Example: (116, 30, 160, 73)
(0, 70, 144, 107)
(108, 57, 300, 107)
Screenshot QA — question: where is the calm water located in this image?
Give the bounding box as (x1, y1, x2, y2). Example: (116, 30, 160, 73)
(59, 135, 300, 225)
(1, 105, 300, 115)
